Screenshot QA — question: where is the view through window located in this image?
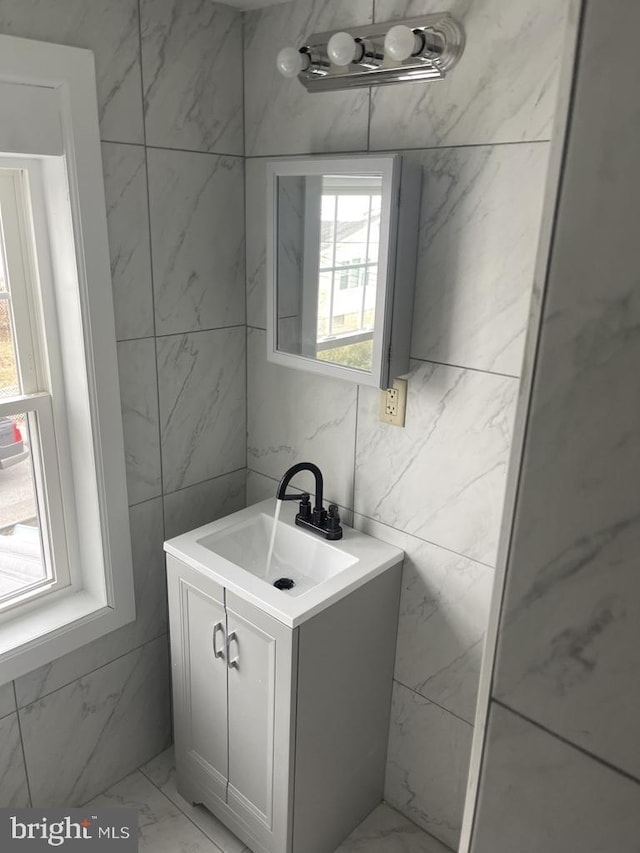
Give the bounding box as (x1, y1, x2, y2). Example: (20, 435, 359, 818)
(316, 177, 382, 370)
(0, 174, 51, 606)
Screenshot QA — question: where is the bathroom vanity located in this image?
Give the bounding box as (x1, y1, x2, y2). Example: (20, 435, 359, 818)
(165, 499, 403, 853)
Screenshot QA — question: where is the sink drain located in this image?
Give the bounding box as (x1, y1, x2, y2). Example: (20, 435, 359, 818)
(273, 577, 295, 591)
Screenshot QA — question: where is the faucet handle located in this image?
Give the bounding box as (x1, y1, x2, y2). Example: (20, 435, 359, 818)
(298, 492, 311, 518)
(327, 504, 341, 533)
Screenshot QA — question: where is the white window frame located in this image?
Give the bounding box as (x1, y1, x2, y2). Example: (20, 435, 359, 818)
(0, 167, 72, 612)
(0, 34, 134, 681)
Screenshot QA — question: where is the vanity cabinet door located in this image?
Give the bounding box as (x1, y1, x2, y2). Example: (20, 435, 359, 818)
(167, 556, 228, 806)
(226, 591, 297, 853)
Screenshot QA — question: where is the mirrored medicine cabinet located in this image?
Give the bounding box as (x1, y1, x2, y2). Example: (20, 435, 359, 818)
(266, 155, 420, 388)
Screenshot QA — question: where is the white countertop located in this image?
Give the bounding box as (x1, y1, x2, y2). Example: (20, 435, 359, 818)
(164, 498, 404, 628)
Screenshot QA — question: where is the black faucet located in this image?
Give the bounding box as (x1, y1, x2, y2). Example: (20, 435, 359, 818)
(276, 462, 342, 541)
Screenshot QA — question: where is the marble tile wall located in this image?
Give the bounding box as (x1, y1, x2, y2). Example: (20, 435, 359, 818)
(472, 705, 640, 853)
(369, 0, 565, 150)
(355, 361, 517, 567)
(20, 637, 171, 807)
(470, 1, 640, 848)
(386, 684, 473, 850)
(0, 713, 29, 808)
(0, 0, 246, 808)
(243, 0, 569, 846)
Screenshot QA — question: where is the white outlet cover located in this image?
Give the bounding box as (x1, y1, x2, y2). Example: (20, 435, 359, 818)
(219, 0, 293, 9)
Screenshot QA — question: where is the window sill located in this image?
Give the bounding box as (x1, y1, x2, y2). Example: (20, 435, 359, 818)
(0, 587, 135, 683)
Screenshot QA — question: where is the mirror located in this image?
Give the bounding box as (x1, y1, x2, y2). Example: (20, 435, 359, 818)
(266, 156, 419, 388)
(277, 172, 382, 373)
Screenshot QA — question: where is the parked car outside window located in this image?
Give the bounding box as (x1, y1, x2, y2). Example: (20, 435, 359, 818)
(0, 415, 28, 469)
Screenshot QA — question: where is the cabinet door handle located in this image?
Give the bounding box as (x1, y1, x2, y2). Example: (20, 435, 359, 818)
(213, 622, 225, 660)
(227, 631, 239, 669)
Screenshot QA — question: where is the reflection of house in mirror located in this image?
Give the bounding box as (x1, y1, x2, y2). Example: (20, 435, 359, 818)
(315, 175, 382, 371)
(276, 173, 383, 373)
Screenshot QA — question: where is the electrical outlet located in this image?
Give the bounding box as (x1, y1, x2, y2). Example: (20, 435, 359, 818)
(386, 388, 399, 417)
(379, 378, 408, 427)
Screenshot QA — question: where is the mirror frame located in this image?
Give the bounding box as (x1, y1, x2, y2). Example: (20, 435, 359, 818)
(266, 154, 418, 388)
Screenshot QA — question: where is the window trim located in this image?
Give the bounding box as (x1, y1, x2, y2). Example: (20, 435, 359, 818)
(0, 168, 73, 613)
(0, 34, 134, 681)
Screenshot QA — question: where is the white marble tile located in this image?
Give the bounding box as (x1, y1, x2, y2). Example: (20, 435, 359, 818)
(19, 636, 171, 807)
(495, 512, 640, 777)
(88, 770, 227, 853)
(336, 804, 451, 853)
(15, 498, 166, 709)
(247, 470, 278, 506)
(356, 516, 493, 724)
(406, 144, 549, 375)
(246, 469, 277, 506)
(370, 0, 568, 149)
(491, 0, 640, 780)
(245, 158, 268, 330)
(148, 149, 245, 337)
(355, 360, 517, 565)
(244, 0, 372, 156)
(247, 328, 357, 509)
(0, 0, 143, 143)
(0, 681, 16, 719)
(0, 714, 30, 807)
(102, 143, 154, 342)
(278, 316, 303, 354)
(118, 338, 162, 505)
(141, 0, 243, 154)
(158, 327, 246, 493)
(472, 704, 640, 853)
(385, 682, 473, 850)
(164, 469, 246, 540)
(128, 501, 167, 659)
(141, 748, 247, 853)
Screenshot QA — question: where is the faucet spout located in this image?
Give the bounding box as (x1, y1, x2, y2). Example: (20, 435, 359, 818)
(276, 462, 341, 540)
(276, 461, 324, 511)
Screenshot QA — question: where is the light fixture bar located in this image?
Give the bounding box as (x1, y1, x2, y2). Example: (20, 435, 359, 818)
(279, 14, 464, 92)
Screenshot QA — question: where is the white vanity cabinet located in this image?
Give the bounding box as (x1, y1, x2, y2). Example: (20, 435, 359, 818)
(167, 556, 295, 853)
(166, 550, 402, 853)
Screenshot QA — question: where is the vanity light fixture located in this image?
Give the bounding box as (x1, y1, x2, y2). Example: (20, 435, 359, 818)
(276, 14, 464, 92)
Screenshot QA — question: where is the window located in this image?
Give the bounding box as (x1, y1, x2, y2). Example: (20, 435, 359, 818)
(0, 167, 70, 612)
(0, 35, 134, 681)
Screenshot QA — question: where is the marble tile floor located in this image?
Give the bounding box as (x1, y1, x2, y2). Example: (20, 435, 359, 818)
(87, 746, 452, 853)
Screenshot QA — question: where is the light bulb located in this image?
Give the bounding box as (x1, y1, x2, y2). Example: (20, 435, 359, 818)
(384, 25, 423, 62)
(327, 31, 361, 67)
(276, 46, 309, 78)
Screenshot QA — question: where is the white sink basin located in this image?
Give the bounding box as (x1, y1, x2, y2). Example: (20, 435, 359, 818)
(164, 499, 403, 627)
(197, 512, 357, 596)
